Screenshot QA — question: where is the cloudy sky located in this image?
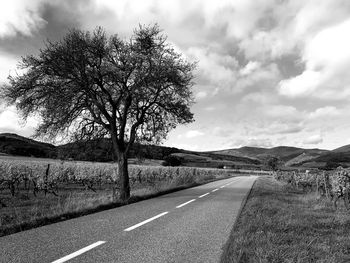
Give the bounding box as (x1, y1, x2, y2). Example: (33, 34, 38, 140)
(1, 0, 350, 151)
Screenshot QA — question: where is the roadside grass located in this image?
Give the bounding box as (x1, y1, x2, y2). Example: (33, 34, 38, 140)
(221, 176, 350, 263)
(0, 172, 224, 236)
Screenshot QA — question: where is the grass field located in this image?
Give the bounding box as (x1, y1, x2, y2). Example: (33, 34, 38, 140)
(221, 176, 350, 263)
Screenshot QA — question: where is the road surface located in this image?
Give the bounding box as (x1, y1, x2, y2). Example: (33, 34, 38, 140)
(0, 175, 257, 263)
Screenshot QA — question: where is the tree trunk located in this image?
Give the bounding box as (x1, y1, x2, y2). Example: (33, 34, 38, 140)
(110, 130, 131, 202)
(117, 152, 130, 201)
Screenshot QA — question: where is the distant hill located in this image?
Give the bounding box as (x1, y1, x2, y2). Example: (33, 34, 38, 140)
(212, 146, 328, 162)
(0, 133, 56, 158)
(286, 144, 350, 169)
(331, 144, 350, 153)
(213, 147, 265, 160)
(169, 152, 261, 169)
(0, 133, 260, 168)
(0, 133, 187, 161)
(284, 152, 325, 167)
(56, 139, 187, 162)
(3, 133, 350, 170)
(299, 151, 350, 169)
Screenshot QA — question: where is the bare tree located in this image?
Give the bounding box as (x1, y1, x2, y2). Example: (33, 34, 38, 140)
(2, 24, 196, 201)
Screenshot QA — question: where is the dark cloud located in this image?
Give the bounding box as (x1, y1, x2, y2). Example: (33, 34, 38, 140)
(0, 0, 96, 57)
(275, 53, 304, 78)
(256, 9, 278, 31)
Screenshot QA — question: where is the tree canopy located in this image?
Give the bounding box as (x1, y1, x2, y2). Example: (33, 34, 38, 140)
(2, 24, 196, 200)
(4, 25, 195, 146)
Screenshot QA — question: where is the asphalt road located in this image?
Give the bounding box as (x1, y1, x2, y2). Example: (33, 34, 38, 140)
(0, 175, 257, 263)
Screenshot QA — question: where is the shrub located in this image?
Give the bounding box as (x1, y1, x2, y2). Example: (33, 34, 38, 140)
(163, 155, 182, 166)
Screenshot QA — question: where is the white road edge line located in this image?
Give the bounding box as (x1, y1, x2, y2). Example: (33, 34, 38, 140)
(212, 188, 219, 192)
(51, 241, 106, 263)
(198, 193, 210, 198)
(124, 212, 169, 231)
(176, 199, 196, 208)
(220, 185, 225, 188)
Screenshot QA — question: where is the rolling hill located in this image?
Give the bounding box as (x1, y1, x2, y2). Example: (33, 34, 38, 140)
(212, 146, 328, 162)
(2, 133, 350, 169)
(0, 133, 261, 168)
(331, 144, 350, 153)
(0, 133, 185, 162)
(0, 133, 56, 158)
(297, 144, 350, 169)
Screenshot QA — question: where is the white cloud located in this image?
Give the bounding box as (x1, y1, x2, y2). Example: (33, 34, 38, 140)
(279, 18, 350, 99)
(265, 122, 303, 135)
(0, 53, 19, 83)
(212, 127, 233, 138)
(165, 142, 200, 151)
(303, 134, 323, 145)
(0, 106, 37, 136)
(239, 31, 287, 60)
(241, 92, 275, 104)
(278, 70, 320, 97)
(186, 47, 238, 92)
(0, 107, 18, 130)
(236, 63, 281, 92)
(233, 137, 273, 148)
(0, 0, 46, 37)
(184, 130, 205, 138)
(239, 61, 260, 76)
(195, 91, 208, 100)
(203, 106, 216, 111)
(263, 105, 301, 120)
(309, 106, 340, 119)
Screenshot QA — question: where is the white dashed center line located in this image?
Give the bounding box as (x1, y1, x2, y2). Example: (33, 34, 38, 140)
(124, 212, 169, 231)
(49, 178, 244, 263)
(51, 241, 106, 263)
(198, 193, 210, 198)
(176, 199, 196, 208)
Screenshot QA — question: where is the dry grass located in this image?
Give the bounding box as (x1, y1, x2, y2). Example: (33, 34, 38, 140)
(221, 176, 350, 263)
(0, 188, 113, 235)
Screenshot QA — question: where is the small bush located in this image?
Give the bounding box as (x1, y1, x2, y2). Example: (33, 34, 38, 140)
(163, 155, 182, 166)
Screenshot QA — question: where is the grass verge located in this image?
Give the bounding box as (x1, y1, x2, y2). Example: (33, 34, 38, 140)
(221, 176, 350, 263)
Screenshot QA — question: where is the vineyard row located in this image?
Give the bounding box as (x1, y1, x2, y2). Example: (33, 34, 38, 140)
(0, 159, 235, 198)
(273, 167, 350, 209)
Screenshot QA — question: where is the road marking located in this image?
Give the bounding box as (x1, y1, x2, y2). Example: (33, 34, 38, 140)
(198, 193, 210, 198)
(212, 188, 219, 192)
(124, 212, 169, 231)
(51, 241, 106, 263)
(176, 199, 196, 208)
(220, 185, 225, 188)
